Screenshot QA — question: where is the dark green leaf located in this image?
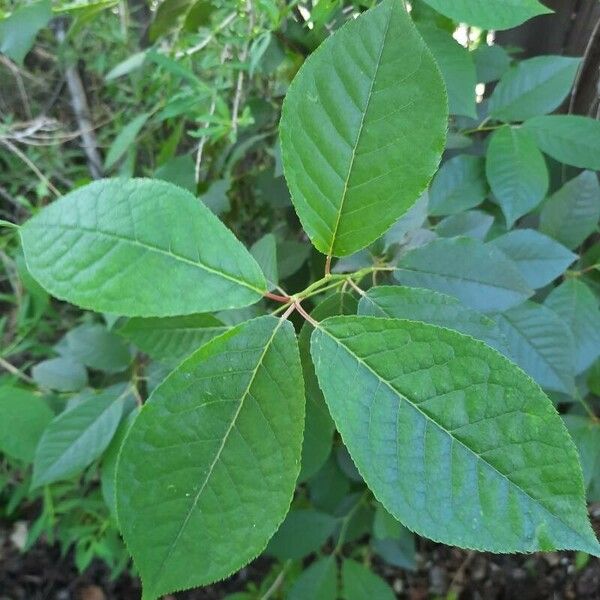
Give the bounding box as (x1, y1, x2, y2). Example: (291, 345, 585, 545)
(32, 357, 88, 393)
(288, 557, 337, 600)
(0, 0, 51, 64)
(473, 44, 511, 84)
(280, 0, 447, 256)
(104, 114, 150, 170)
(342, 559, 395, 600)
(436, 210, 494, 240)
(116, 317, 304, 599)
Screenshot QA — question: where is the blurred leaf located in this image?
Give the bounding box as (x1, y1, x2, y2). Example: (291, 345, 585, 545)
(0, 0, 52, 64)
(489, 56, 580, 122)
(104, 113, 150, 170)
(395, 237, 532, 312)
(418, 24, 477, 118)
(489, 229, 576, 289)
(0, 386, 53, 462)
(545, 279, 600, 374)
(251, 234, 278, 290)
(523, 115, 600, 171)
(473, 44, 511, 83)
(429, 155, 488, 216)
(288, 556, 337, 600)
(32, 388, 125, 487)
(199, 179, 230, 215)
(155, 155, 196, 193)
(540, 171, 600, 250)
(342, 559, 395, 600)
(485, 126, 548, 227)
(495, 301, 576, 394)
(32, 358, 88, 393)
(436, 210, 494, 240)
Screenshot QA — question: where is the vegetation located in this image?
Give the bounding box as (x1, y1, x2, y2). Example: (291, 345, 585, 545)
(1, 0, 600, 598)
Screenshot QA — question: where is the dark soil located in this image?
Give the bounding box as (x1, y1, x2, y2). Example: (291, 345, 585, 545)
(2, 516, 600, 600)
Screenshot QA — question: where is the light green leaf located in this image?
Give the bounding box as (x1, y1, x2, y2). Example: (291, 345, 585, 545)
(418, 24, 476, 118)
(485, 126, 548, 227)
(358, 286, 507, 353)
(20, 179, 267, 316)
(32, 357, 88, 393)
(119, 314, 228, 364)
(32, 388, 126, 488)
(495, 301, 575, 394)
(420, 0, 550, 30)
(540, 172, 600, 250)
(310, 316, 599, 554)
(436, 210, 494, 240)
(342, 559, 395, 600)
(395, 237, 532, 312)
(0, 386, 53, 462)
(489, 230, 576, 289)
(116, 316, 304, 600)
(298, 292, 358, 482)
(0, 0, 52, 64)
(104, 113, 151, 170)
(545, 280, 600, 374)
(101, 408, 138, 516)
(288, 556, 337, 600)
(473, 44, 511, 84)
(266, 509, 337, 560)
(251, 233, 278, 290)
(61, 323, 132, 373)
(429, 155, 488, 216)
(489, 56, 580, 122)
(522, 115, 600, 170)
(280, 0, 447, 256)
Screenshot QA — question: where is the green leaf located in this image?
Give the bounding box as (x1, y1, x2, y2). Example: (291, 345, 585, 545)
(310, 316, 599, 554)
(280, 0, 447, 256)
(32, 387, 126, 488)
(420, 0, 551, 30)
(436, 210, 494, 240)
(489, 230, 576, 289)
(251, 233, 278, 290)
(266, 509, 337, 560)
(488, 56, 580, 122)
(154, 155, 196, 193)
(358, 286, 507, 353)
(298, 292, 358, 482)
(0, 386, 53, 462)
(116, 316, 305, 599)
(485, 126, 548, 227)
(418, 24, 476, 118)
(522, 115, 600, 170)
(495, 301, 575, 394)
(545, 280, 600, 374)
(288, 556, 337, 600)
(395, 237, 532, 312)
(0, 0, 52, 64)
(473, 44, 511, 84)
(20, 179, 267, 316)
(101, 408, 138, 516)
(61, 323, 132, 373)
(32, 357, 88, 393)
(372, 503, 417, 568)
(119, 314, 228, 364)
(429, 155, 488, 216)
(342, 559, 395, 600)
(104, 113, 151, 170)
(540, 172, 600, 249)
(564, 416, 600, 493)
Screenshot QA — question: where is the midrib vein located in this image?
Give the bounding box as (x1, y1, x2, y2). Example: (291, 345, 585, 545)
(327, 3, 393, 256)
(38, 222, 265, 295)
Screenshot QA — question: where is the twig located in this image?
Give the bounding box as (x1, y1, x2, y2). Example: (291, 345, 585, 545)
(260, 560, 292, 600)
(0, 357, 35, 385)
(55, 20, 103, 179)
(294, 300, 318, 327)
(0, 56, 32, 119)
(231, 0, 254, 136)
(346, 277, 366, 297)
(568, 15, 600, 115)
(0, 138, 60, 196)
